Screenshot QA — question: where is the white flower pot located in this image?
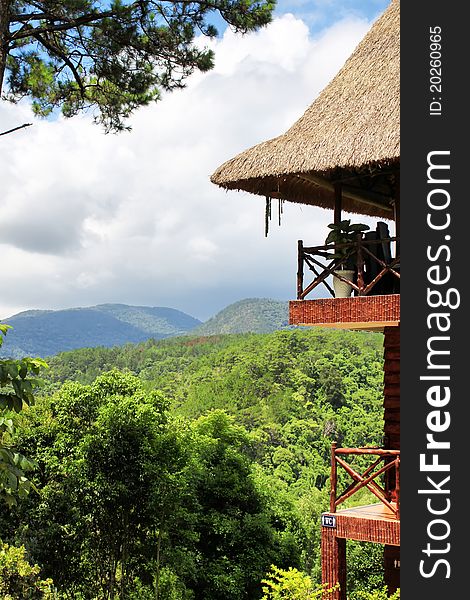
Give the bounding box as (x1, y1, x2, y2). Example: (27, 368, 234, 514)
(333, 270, 355, 298)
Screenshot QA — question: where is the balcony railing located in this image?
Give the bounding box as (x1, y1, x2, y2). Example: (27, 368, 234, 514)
(297, 235, 400, 300)
(330, 443, 400, 519)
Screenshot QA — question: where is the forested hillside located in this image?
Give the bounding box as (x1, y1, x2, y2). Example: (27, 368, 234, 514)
(0, 304, 202, 358)
(193, 298, 289, 336)
(0, 328, 391, 599)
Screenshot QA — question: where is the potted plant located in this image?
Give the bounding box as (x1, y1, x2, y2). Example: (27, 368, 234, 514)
(325, 219, 370, 298)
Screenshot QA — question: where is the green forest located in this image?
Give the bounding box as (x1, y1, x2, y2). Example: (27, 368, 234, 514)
(1, 327, 396, 599)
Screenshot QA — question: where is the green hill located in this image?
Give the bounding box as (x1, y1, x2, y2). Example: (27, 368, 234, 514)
(1, 298, 290, 358)
(0, 304, 201, 358)
(194, 298, 289, 336)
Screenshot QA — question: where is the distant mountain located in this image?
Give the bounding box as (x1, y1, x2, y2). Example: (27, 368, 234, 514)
(0, 298, 291, 358)
(0, 304, 202, 358)
(194, 298, 289, 336)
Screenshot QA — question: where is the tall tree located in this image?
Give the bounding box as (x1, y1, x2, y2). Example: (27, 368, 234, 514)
(6, 370, 193, 599)
(188, 410, 300, 599)
(0, 0, 275, 131)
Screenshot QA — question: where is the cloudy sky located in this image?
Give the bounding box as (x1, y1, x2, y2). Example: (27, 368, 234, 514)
(0, 0, 389, 322)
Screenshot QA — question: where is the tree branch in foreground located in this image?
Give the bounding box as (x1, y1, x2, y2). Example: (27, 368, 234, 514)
(0, 122, 33, 136)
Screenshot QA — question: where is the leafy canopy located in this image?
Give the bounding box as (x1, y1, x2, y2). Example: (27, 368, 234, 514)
(0, 324, 47, 505)
(0, 329, 391, 598)
(1, 0, 275, 131)
(0, 543, 53, 599)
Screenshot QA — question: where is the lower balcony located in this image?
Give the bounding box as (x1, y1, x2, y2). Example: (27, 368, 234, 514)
(322, 444, 400, 545)
(321, 445, 400, 599)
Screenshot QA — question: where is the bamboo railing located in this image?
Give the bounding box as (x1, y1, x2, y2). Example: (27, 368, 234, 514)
(296, 235, 400, 300)
(329, 443, 400, 519)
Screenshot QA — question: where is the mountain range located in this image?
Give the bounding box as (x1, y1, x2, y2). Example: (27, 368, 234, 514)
(1, 298, 289, 358)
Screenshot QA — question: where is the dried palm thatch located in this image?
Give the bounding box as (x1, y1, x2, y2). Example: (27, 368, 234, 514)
(211, 0, 400, 219)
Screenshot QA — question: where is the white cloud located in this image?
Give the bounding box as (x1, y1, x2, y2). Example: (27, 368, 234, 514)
(0, 13, 376, 321)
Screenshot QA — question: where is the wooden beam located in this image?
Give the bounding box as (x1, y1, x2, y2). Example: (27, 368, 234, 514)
(332, 168, 400, 184)
(293, 321, 400, 332)
(297, 173, 394, 214)
(335, 448, 400, 456)
(393, 186, 400, 254)
(330, 442, 337, 513)
(334, 183, 342, 224)
(297, 240, 304, 300)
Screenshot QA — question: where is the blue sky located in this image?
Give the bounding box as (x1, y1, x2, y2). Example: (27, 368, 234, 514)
(275, 0, 388, 28)
(0, 1, 392, 321)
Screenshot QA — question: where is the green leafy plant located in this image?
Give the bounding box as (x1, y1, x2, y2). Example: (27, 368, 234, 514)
(325, 220, 370, 266)
(352, 585, 400, 600)
(0, 325, 47, 505)
(261, 565, 338, 599)
(0, 543, 54, 599)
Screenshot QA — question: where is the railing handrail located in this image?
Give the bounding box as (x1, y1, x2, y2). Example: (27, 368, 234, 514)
(329, 442, 400, 519)
(335, 447, 400, 456)
(302, 236, 399, 254)
(297, 234, 400, 300)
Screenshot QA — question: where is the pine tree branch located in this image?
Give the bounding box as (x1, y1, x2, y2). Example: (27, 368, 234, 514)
(0, 122, 33, 136)
(33, 31, 86, 96)
(10, 10, 116, 41)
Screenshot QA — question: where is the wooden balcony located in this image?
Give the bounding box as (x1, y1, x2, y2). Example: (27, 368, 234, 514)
(321, 444, 400, 546)
(290, 234, 400, 331)
(296, 235, 400, 300)
(330, 444, 400, 518)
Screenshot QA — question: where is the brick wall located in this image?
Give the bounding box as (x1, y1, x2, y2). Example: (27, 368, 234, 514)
(289, 295, 400, 326)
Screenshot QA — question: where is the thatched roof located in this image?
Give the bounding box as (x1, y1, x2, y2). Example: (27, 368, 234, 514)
(211, 0, 400, 219)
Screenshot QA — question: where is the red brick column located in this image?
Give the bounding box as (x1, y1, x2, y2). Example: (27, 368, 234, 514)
(383, 326, 400, 594)
(321, 526, 346, 600)
(383, 325, 400, 450)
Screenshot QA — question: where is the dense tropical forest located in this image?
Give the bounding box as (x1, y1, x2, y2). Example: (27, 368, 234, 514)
(1, 327, 397, 599)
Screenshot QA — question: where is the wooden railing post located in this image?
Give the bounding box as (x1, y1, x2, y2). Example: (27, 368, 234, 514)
(356, 233, 365, 294)
(330, 442, 337, 513)
(297, 240, 304, 299)
(395, 456, 400, 520)
(393, 187, 400, 257)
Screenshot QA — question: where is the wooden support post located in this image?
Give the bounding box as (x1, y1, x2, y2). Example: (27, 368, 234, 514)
(392, 187, 400, 255)
(356, 233, 365, 294)
(334, 184, 343, 278)
(297, 240, 304, 300)
(321, 527, 346, 600)
(395, 456, 400, 520)
(384, 545, 400, 596)
(334, 183, 342, 225)
(330, 442, 337, 513)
